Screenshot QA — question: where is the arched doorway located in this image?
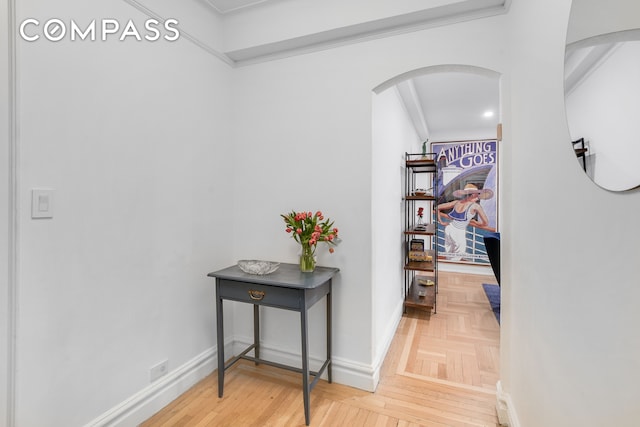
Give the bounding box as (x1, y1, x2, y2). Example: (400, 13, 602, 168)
(371, 63, 502, 397)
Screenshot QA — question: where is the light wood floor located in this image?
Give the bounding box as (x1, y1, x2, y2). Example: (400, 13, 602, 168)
(141, 271, 500, 426)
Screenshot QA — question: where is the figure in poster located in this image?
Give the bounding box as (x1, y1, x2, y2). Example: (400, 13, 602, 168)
(437, 183, 494, 261)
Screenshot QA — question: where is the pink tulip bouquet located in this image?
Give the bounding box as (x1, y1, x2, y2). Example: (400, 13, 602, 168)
(281, 210, 340, 272)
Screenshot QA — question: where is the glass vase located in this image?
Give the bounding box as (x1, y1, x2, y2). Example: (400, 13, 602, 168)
(300, 245, 316, 272)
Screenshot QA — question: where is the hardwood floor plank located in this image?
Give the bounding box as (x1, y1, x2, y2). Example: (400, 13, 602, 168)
(141, 271, 500, 427)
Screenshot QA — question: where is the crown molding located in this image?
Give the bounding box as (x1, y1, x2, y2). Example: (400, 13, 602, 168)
(396, 80, 430, 142)
(122, 0, 235, 67)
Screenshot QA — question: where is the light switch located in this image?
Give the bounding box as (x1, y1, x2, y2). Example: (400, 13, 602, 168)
(31, 188, 54, 219)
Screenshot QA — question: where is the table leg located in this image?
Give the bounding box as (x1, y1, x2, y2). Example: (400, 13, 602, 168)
(216, 282, 224, 398)
(327, 288, 332, 383)
(300, 308, 310, 426)
(253, 304, 260, 364)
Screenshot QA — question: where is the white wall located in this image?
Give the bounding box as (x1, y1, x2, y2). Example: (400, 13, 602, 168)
(230, 48, 376, 387)
(1, 0, 13, 424)
(371, 87, 421, 378)
(503, 0, 640, 425)
(432, 126, 498, 143)
(13, 0, 234, 425)
(230, 14, 508, 391)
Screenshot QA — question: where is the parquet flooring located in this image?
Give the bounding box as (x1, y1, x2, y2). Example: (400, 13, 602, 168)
(141, 271, 501, 426)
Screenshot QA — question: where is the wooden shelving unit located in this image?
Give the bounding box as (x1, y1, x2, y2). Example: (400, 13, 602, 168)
(404, 153, 438, 313)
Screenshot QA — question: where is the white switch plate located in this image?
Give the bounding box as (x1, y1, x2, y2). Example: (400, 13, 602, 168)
(31, 188, 54, 219)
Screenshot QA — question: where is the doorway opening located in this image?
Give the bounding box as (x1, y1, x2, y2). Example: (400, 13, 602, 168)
(371, 64, 502, 396)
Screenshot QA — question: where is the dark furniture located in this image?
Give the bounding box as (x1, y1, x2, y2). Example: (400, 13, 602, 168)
(208, 263, 339, 426)
(572, 137, 587, 171)
(483, 232, 500, 285)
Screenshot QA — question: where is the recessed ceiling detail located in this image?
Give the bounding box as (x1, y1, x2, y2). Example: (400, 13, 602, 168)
(206, 0, 271, 14)
(223, 0, 510, 65)
(131, 0, 509, 67)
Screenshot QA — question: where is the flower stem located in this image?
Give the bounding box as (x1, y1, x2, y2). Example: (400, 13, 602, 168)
(300, 245, 316, 272)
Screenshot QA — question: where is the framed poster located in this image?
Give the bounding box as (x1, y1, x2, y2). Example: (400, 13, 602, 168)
(432, 140, 498, 265)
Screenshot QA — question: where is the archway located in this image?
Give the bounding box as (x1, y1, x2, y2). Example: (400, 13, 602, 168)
(371, 63, 502, 394)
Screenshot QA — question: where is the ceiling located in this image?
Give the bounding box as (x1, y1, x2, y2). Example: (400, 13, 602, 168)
(206, 0, 269, 14)
(397, 72, 500, 141)
(207, 0, 502, 139)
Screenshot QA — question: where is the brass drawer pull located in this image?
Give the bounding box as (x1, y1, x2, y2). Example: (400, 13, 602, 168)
(248, 290, 265, 301)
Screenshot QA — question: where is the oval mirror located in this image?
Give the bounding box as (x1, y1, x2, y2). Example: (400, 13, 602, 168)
(565, 0, 640, 191)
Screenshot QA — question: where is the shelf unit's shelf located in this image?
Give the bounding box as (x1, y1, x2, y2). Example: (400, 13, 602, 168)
(405, 195, 436, 201)
(404, 275, 436, 310)
(405, 223, 436, 236)
(405, 158, 437, 173)
(404, 260, 436, 272)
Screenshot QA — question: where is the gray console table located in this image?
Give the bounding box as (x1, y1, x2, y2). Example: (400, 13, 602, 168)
(208, 263, 339, 425)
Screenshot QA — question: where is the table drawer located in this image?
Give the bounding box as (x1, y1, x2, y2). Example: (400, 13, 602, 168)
(217, 279, 302, 310)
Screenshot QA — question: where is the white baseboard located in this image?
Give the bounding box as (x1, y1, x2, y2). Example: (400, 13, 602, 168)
(369, 299, 404, 391)
(82, 344, 224, 427)
(85, 337, 378, 426)
(496, 380, 521, 427)
(439, 261, 493, 276)
(331, 355, 378, 392)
